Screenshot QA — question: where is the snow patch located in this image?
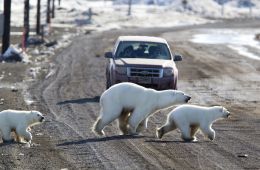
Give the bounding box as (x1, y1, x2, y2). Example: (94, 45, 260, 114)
(1, 0, 260, 31)
(190, 29, 260, 60)
(28, 67, 41, 79)
(22, 88, 35, 105)
(45, 63, 56, 79)
(228, 45, 260, 61)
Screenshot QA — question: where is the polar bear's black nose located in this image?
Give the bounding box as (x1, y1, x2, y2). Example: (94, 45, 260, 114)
(185, 96, 191, 102)
(227, 113, 231, 118)
(40, 116, 45, 122)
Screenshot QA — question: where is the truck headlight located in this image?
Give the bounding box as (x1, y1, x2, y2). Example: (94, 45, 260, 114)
(163, 68, 174, 77)
(115, 66, 127, 75)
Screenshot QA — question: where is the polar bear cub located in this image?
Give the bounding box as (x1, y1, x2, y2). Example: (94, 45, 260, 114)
(157, 105, 230, 141)
(0, 110, 45, 143)
(93, 82, 191, 136)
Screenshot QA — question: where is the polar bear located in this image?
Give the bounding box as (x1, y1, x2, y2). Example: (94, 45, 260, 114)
(0, 110, 45, 143)
(157, 105, 230, 141)
(93, 82, 191, 136)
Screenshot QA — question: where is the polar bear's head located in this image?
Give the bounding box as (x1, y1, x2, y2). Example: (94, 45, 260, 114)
(28, 111, 45, 126)
(162, 90, 191, 106)
(213, 106, 231, 118)
(171, 90, 191, 104)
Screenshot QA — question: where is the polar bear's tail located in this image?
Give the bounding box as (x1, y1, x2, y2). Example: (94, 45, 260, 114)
(92, 117, 105, 136)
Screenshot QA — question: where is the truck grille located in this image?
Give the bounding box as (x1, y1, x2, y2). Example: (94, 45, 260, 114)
(127, 67, 163, 78)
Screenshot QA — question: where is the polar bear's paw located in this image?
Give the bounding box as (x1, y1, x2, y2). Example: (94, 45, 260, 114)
(186, 136, 197, 142)
(127, 126, 140, 136)
(2, 138, 15, 144)
(128, 131, 139, 136)
(92, 118, 105, 136)
(92, 125, 105, 136)
(156, 127, 164, 139)
(182, 135, 197, 142)
(207, 133, 215, 141)
(95, 130, 105, 136)
(191, 136, 197, 142)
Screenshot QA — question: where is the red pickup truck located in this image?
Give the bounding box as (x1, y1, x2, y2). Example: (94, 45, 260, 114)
(105, 36, 182, 90)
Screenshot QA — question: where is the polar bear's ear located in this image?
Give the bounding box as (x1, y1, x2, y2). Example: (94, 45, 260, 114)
(217, 106, 223, 112)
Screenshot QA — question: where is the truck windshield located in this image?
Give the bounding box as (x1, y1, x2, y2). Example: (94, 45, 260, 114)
(115, 41, 172, 60)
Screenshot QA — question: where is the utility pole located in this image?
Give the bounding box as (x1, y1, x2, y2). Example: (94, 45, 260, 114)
(218, 0, 225, 17)
(249, 0, 252, 17)
(51, 0, 55, 18)
(88, 8, 92, 23)
(23, 0, 30, 47)
(2, 0, 11, 54)
(58, 0, 61, 6)
(36, 0, 41, 35)
(182, 0, 188, 10)
(127, 0, 132, 16)
(46, 0, 51, 24)
(221, 3, 224, 16)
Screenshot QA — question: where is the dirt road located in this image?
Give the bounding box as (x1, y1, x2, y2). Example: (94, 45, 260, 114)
(0, 19, 260, 169)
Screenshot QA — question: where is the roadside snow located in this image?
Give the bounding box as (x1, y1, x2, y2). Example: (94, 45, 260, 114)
(1, 0, 259, 31)
(190, 29, 260, 60)
(114, 0, 260, 18)
(4, 0, 207, 31)
(228, 45, 260, 61)
(52, 1, 209, 31)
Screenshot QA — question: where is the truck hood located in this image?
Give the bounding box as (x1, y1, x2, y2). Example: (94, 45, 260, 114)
(114, 58, 174, 68)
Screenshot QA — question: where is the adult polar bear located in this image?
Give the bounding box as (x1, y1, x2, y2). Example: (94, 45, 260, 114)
(93, 82, 191, 136)
(0, 110, 45, 143)
(157, 105, 230, 141)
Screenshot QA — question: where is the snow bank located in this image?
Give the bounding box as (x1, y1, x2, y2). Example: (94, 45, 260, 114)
(0, 0, 259, 31)
(51, 0, 208, 31)
(115, 0, 260, 18)
(190, 29, 260, 60)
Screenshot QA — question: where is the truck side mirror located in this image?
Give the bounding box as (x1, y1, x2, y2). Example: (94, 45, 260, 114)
(174, 54, 182, 61)
(105, 52, 113, 58)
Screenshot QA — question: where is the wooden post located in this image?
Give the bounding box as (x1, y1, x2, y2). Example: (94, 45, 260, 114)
(88, 8, 92, 23)
(249, 0, 252, 17)
(2, 0, 11, 54)
(51, 0, 55, 18)
(127, 0, 132, 16)
(182, 0, 188, 10)
(23, 0, 30, 48)
(36, 0, 41, 35)
(46, 0, 51, 24)
(218, 0, 224, 17)
(221, 3, 224, 16)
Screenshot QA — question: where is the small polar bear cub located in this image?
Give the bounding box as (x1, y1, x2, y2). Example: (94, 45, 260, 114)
(0, 110, 45, 143)
(157, 105, 230, 141)
(93, 82, 191, 136)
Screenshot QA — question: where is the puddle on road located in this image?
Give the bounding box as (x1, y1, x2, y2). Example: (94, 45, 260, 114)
(190, 29, 260, 60)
